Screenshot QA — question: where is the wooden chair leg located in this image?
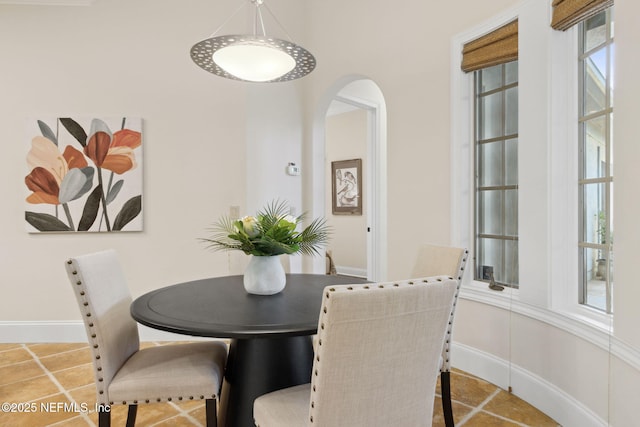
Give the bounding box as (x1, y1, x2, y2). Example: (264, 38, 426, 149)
(98, 406, 111, 427)
(125, 404, 138, 427)
(205, 399, 217, 427)
(441, 371, 455, 427)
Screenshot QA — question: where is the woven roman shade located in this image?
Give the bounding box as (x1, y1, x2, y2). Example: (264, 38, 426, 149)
(461, 20, 518, 73)
(551, 0, 614, 31)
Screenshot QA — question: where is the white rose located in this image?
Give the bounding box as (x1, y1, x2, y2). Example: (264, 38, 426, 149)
(241, 216, 260, 238)
(282, 215, 298, 227)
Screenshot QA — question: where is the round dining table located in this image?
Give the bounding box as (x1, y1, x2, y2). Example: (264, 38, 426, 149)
(130, 273, 369, 427)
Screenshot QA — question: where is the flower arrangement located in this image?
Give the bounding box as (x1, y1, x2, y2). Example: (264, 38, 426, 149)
(202, 200, 330, 257)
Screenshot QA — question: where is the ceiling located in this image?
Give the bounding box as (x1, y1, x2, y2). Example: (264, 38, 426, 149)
(0, 0, 94, 5)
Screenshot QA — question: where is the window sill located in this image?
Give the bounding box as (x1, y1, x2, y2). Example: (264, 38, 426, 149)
(460, 280, 520, 310)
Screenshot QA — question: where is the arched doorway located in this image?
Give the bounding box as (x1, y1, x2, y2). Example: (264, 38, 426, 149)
(310, 77, 387, 281)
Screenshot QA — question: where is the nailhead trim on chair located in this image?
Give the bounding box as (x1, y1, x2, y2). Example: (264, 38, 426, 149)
(309, 277, 455, 424)
(105, 395, 216, 406)
(67, 258, 218, 408)
(68, 259, 109, 402)
(441, 249, 468, 368)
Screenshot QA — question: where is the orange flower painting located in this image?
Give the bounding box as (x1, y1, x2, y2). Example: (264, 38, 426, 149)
(25, 117, 143, 232)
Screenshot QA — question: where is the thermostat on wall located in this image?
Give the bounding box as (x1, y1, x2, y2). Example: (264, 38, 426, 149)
(286, 162, 301, 176)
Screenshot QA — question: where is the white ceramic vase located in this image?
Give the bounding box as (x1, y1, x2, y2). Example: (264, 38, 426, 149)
(243, 255, 286, 295)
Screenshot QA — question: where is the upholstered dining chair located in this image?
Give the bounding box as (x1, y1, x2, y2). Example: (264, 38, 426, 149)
(253, 277, 458, 427)
(412, 244, 468, 427)
(65, 249, 227, 427)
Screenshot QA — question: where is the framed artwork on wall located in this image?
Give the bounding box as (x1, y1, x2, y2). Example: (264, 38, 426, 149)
(331, 158, 362, 215)
(25, 117, 143, 233)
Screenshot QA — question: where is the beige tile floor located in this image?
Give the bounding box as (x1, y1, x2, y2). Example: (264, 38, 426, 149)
(0, 342, 560, 427)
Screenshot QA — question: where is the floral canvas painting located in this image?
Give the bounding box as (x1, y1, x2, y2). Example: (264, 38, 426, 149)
(25, 117, 143, 232)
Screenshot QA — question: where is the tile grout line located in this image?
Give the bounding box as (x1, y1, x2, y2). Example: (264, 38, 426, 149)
(456, 387, 502, 426)
(456, 387, 536, 427)
(0, 347, 22, 356)
(48, 381, 102, 427)
(47, 414, 91, 426)
(150, 402, 204, 427)
(0, 350, 91, 387)
(27, 344, 89, 357)
(479, 409, 532, 427)
(22, 344, 96, 427)
(0, 358, 47, 385)
(0, 349, 33, 369)
(449, 371, 548, 426)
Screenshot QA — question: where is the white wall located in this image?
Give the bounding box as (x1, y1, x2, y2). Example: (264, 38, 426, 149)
(246, 84, 303, 216)
(244, 83, 305, 274)
(608, 0, 640, 424)
(0, 0, 303, 321)
(610, 0, 640, 350)
(303, 0, 520, 280)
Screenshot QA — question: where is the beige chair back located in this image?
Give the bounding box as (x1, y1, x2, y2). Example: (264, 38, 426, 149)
(411, 244, 467, 279)
(309, 278, 457, 426)
(65, 249, 140, 405)
(411, 244, 468, 373)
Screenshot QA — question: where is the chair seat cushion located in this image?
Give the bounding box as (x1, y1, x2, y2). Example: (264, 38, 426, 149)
(254, 383, 310, 427)
(108, 341, 227, 404)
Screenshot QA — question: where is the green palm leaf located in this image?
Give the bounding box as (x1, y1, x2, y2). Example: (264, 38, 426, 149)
(201, 200, 330, 257)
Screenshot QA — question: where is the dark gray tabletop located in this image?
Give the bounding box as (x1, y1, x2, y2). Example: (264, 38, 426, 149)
(130, 274, 369, 339)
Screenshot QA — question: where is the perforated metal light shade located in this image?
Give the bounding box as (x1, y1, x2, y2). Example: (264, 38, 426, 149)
(190, 34, 316, 82)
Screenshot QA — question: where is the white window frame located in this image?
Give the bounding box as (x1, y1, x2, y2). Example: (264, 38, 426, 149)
(451, 6, 523, 306)
(577, 9, 614, 314)
(550, 19, 613, 328)
(473, 62, 519, 290)
(451, 0, 612, 333)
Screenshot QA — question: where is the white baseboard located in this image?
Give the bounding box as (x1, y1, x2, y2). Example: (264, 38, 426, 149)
(452, 342, 608, 427)
(0, 321, 209, 343)
(335, 265, 367, 278)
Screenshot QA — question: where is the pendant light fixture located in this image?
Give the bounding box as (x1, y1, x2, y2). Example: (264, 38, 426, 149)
(190, 0, 316, 83)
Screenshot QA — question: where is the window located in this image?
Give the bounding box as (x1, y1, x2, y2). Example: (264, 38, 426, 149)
(474, 61, 519, 288)
(578, 9, 614, 313)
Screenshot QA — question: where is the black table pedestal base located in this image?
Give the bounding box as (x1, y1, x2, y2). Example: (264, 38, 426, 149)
(218, 335, 314, 427)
